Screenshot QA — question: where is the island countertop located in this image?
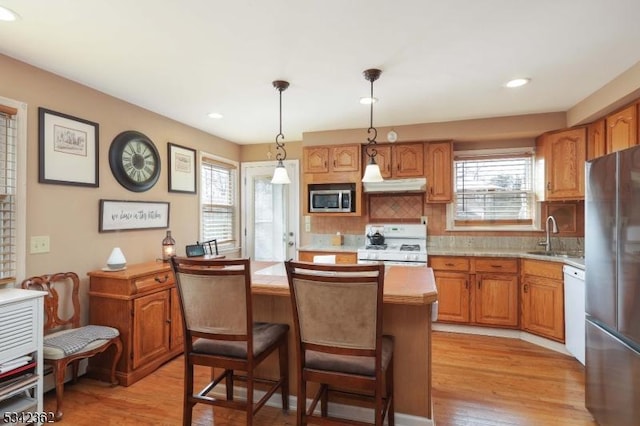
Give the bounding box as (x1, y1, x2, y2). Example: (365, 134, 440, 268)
(250, 261, 438, 305)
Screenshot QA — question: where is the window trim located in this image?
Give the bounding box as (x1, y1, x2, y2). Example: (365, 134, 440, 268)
(0, 96, 26, 284)
(446, 147, 542, 232)
(199, 151, 239, 253)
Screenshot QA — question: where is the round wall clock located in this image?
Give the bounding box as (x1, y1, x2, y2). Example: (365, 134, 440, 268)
(109, 130, 160, 192)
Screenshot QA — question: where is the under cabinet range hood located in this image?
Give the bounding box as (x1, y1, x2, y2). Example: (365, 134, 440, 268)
(363, 177, 427, 193)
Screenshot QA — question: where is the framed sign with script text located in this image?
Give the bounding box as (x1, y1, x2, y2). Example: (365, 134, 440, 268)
(99, 199, 170, 232)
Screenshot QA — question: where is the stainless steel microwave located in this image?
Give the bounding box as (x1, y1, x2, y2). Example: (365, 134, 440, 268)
(309, 189, 354, 213)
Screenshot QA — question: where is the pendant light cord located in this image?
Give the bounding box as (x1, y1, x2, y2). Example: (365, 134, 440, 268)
(363, 69, 381, 162)
(273, 80, 289, 162)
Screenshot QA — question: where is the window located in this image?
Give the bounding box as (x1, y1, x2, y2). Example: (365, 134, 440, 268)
(450, 148, 537, 229)
(200, 153, 238, 252)
(0, 103, 17, 284)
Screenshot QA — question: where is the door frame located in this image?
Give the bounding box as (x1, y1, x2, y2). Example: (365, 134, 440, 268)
(240, 159, 300, 260)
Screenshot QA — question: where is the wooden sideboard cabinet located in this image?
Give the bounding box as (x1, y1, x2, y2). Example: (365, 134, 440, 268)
(87, 261, 183, 386)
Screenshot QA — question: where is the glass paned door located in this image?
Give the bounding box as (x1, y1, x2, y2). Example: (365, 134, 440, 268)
(241, 160, 298, 261)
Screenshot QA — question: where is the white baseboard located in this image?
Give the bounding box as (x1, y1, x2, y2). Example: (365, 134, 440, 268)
(432, 323, 571, 356)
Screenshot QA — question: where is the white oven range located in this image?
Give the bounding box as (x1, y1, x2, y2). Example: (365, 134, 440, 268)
(357, 223, 427, 267)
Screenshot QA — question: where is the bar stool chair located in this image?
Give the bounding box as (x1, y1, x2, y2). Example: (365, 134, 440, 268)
(170, 257, 289, 425)
(285, 260, 394, 426)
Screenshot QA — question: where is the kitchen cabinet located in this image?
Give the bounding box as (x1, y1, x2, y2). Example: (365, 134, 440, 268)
(521, 259, 565, 342)
(605, 103, 638, 153)
(298, 251, 357, 264)
(536, 127, 586, 200)
(304, 144, 360, 174)
(368, 143, 424, 178)
(587, 119, 606, 160)
(87, 261, 183, 386)
(0, 289, 45, 425)
(424, 141, 453, 203)
(429, 256, 518, 327)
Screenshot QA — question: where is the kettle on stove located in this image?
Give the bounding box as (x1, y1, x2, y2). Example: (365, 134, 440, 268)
(367, 229, 385, 246)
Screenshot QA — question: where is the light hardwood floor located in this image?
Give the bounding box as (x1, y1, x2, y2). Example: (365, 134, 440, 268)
(43, 331, 596, 425)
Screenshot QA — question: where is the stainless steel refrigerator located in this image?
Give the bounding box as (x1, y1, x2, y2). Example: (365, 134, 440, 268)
(585, 145, 640, 425)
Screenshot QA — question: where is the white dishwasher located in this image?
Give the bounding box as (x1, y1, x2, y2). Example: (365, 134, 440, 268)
(563, 265, 585, 365)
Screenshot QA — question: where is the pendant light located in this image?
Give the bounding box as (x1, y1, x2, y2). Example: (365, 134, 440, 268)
(361, 68, 384, 183)
(271, 80, 291, 184)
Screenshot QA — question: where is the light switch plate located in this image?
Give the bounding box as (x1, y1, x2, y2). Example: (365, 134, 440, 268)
(30, 235, 50, 254)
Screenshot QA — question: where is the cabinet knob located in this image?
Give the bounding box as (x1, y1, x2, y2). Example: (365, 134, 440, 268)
(490, 264, 502, 268)
(547, 182, 551, 190)
(478, 280, 482, 289)
(523, 284, 529, 293)
(465, 280, 469, 289)
(445, 262, 454, 267)
(155, 274, 170, 283)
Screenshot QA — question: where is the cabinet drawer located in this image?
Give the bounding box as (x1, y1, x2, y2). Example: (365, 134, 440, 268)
(475, 258, 518, 274)
(430, 256, 470, 271)
(522, 259, 563, 280)
(134, 271, 175, 291)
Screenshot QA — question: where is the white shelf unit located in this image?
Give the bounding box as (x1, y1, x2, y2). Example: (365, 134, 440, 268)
(0, 288, 46, 426)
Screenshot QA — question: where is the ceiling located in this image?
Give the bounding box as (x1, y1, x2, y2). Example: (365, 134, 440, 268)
(2, 0, 640, 145)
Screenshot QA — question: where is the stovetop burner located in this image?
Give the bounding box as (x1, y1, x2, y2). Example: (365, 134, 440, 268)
(365, 244, 387, 250)
(400, 244, 421, 252)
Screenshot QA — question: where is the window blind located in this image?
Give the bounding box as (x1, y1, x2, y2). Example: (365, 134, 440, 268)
(454, 153, 534, 225)
(200, 157, 237, 251)
(0, 106, 17, 283)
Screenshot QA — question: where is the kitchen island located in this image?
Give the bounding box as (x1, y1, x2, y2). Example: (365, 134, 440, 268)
(250, 261, 438, 424)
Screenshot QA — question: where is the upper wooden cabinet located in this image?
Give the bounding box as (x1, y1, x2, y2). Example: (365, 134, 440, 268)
(424, 141, 453, 203)
(587, 119, 606, 161)
(304, 144, 360, 174)
(605, 103, 639, 153)
(364, 143, 424, 178)
(536, 127, 586, 200)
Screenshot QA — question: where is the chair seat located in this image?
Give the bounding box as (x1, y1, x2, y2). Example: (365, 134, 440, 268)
(193, 322, 288, 359)
(306, 335, 393, 376)
(43, 325, 120, 360)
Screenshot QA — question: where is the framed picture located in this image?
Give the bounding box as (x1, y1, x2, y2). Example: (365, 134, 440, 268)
(168, 142, 197, 193)
(99, 199, 170, 232)
(38, 107, 99, 187)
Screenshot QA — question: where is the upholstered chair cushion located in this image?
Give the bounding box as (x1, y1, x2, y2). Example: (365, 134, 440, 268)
(192, 322, 289, 358)
(305, 335, 393, 376)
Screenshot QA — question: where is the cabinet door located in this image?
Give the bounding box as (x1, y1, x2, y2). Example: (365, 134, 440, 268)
(543, 128, 586, 200)
(433, 271, 470, 323)
(331, 145, 360, 172)
(587, 119, 606, 160)
(394, 143, 424, 177)
(368, 145, 392, 178)
(475, 273, 519, 327)
(170, 287, 184, 351)
(425, 141, 452, 203)
(606, 103, 638, 153)
(132, 291, 170, 369)
(304, 147, 329, 173)
(522, 275, 564, 341)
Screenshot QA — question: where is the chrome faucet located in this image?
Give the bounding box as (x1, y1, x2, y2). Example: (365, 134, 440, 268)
(539, 215, 559, 252)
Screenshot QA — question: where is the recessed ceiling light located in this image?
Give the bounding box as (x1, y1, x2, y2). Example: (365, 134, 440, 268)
(506, 78, 530, 88)
(359, 97, 378, 105)
(0, 6, 19, 21)
(207, 112, 223, 119)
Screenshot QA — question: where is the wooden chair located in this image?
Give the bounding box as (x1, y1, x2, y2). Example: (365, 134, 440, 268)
(197, 239, 219, 255)
(169, 257, 289, 425)
(285, 260, 394, 426)
(21, 272, 123, 421)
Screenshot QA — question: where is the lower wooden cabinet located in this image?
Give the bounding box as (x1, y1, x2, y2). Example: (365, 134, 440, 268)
(87, 261, 183, 386)
(430, 256, 519, 328)
(521, 259, 565, 342)
(298, 250, 357, 264)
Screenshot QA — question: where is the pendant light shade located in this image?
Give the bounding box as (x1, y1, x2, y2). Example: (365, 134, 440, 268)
(361, 68, 384, 183)
(271, 80, 291, 184)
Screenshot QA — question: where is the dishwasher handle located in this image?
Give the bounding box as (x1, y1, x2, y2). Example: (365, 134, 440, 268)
(563, 265, 585, 281)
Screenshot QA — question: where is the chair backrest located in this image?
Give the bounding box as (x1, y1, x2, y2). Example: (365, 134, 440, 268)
(285, 260, 385, 357)
(21, 272, 81, 334)
(197, 239, 219, 255)
(170, 257, 252, 344)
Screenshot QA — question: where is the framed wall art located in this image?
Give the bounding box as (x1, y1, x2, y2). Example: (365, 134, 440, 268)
(168, 142, 197, 193)
(38, 107, 99, 187)
(99, 199, 170, 232)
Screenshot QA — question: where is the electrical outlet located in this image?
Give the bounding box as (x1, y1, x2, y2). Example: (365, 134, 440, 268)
(30, 236, 50, 254)
(421, 216, 428, 225)
(304, 215, 311, 232)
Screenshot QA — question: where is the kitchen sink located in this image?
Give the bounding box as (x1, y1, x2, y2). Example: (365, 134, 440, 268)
(526, 250, 584, 259)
